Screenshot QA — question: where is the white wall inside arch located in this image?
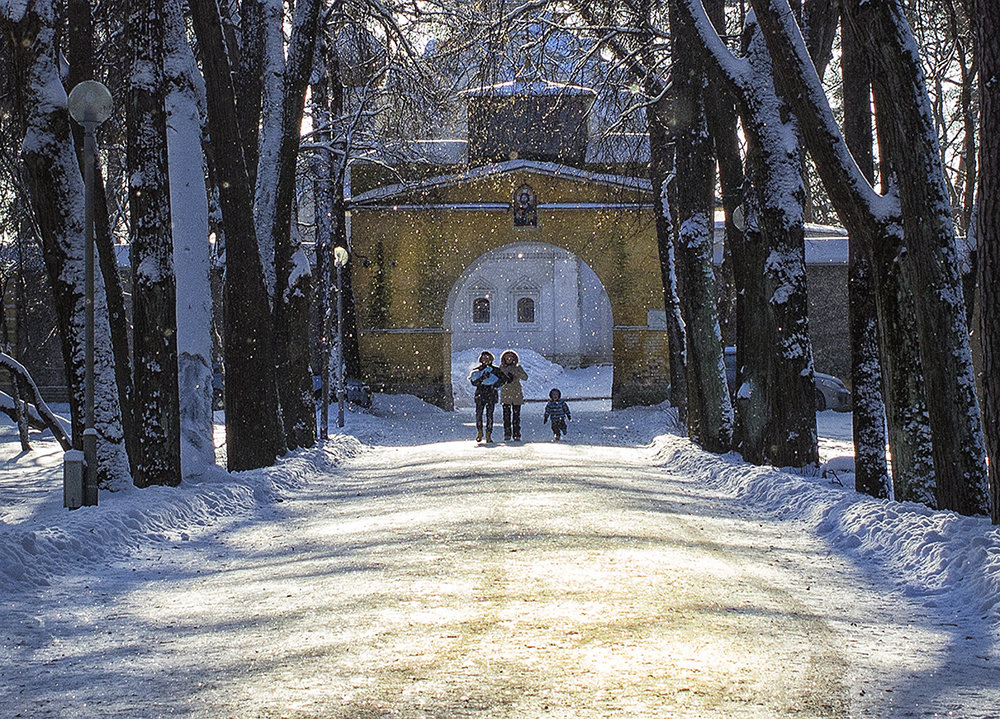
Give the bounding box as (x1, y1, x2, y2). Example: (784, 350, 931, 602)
(446, 241, 612, 367)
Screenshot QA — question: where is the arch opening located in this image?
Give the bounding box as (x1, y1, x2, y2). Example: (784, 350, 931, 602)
(445, 241, 613, 407)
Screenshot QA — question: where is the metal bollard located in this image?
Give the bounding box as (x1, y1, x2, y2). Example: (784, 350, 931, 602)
(63, 450, 84, 510)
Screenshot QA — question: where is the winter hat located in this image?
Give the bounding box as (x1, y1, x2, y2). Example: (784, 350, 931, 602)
(500, 350, 519, 365)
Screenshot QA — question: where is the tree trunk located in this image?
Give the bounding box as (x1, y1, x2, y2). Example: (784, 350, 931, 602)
(67, 0, 139, 476)
(268, 0, 321, 450)
(189, 0, 284, 471)
(675, 0, 818, 468)
(668, 0, 732, 452)
(13, 0, 130, 487)
(311, 37, 334, 438)
(857, 0, 988, 515)
(647, 98, 689, 421)
(841, 10, 891, 498)
(973, 0, 1000, 522)
(702, 0, 743, 351)
(128, 0, 182, 487)
(237, 0, 264, 191)
(747, 0, 957, 509)
(166, 0, 216, 475)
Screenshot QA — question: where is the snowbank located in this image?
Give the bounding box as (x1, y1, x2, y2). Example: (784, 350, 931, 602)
(0, 434, 364, 594)
(648, 433, 1000, 624)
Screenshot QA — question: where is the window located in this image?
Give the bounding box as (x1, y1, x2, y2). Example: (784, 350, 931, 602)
(517, 297, 535, 323)
(473, 297, 490, 324)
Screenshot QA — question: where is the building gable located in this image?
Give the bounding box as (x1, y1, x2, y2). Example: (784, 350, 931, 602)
(351, 159, 652, 209)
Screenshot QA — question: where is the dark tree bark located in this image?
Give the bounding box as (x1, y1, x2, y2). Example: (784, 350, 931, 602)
(237, 0, 264, 191)
(676, 2, 818, 467)
(127, 0, 182, 487)
(668, 0, 733, 452)
(10, 0, 129, 486)
(855, 0, 988, 515)
(841, 9, 891, 499)
(311, 34, 335, 436)
(703, 0, 744, 351)
(750, 0, 982, 512)
(270, 0, 321, 450)
(972, 0, 1000, 522)
(189, 0, 285, 471)
(647, 98, 690, 422)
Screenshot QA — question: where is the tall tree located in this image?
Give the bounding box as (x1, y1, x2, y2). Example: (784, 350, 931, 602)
(265, 0, 322, 450)
(675, 0, 818, 468)
(66, 0, 139, 475)
(128, 0, 182, 487)
(841, 8, 891, 499)
(667, 0, 733, 452)
(7, 0, 130, 487)
(189, 0, 285, 471)
(972, 0, 1000, 521)
(850, 0, 987, 514)
(166, 0, 216, 475)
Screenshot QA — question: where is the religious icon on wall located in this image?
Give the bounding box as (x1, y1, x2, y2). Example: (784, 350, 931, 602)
(513, 184, 538, 227)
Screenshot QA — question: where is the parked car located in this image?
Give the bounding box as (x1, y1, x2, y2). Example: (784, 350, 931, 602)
(723, 347, 851, 412)
(312, 375, 373, 409)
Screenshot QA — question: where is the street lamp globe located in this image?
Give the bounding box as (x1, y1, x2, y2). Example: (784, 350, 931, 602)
(68, 81, 113, 127)
(334, 246, 349, 268)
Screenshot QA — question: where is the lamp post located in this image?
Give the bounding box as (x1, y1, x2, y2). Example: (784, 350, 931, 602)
(334, 246, 349, 428)
(68, 80, 113, 507)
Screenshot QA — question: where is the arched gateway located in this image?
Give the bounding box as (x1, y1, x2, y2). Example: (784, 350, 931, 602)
(348, 159, 671, 411)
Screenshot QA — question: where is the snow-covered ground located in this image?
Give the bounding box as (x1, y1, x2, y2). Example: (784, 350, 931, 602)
(2, 375, 1000, 717)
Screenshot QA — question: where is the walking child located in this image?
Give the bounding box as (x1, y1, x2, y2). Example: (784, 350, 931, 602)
(542, 388, 571, 441)
(498, 350, 528, 441)
(469, 351, 504, 442)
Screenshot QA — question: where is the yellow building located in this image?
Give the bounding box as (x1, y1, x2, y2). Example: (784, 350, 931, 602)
(349, 158, 671, 410)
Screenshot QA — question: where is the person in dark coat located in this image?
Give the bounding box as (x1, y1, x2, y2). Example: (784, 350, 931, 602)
(498, 350, 528, 441)
(468, 351, 504, 442)
(542, 387, 572, 440)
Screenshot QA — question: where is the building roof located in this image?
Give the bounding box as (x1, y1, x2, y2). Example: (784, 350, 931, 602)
(350, 158, 652, 206)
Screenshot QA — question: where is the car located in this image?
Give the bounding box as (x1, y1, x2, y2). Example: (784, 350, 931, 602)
(312, 375, 373, 409)
(723, 347, 852, 412)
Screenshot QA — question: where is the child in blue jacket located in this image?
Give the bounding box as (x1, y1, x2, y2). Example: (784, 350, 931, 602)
(543, 388, 571, 440)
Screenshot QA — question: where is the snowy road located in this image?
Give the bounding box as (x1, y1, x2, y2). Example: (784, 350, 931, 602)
(4, 402, 1000, 717)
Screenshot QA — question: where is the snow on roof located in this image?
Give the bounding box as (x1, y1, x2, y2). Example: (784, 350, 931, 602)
(711, 212, 849, 265)
(351, 158, 651, 206)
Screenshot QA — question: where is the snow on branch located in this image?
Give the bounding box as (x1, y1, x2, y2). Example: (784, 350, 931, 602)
(748, 0, 896, 224)
(674, 0, 751, 94)
(0, 353, 72, 450)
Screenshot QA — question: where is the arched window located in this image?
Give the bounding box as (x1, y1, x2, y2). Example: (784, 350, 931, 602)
(517, 297, 535, 323)
(472, 297, 491, 324)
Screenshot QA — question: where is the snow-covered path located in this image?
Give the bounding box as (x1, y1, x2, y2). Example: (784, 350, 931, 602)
(4, 401, 1000, 717)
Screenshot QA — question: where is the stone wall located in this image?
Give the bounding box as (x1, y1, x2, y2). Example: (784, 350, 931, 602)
(359, 329, 454, 410)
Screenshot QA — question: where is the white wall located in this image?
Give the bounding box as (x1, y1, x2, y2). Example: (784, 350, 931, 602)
(447, 241, 612, 366)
